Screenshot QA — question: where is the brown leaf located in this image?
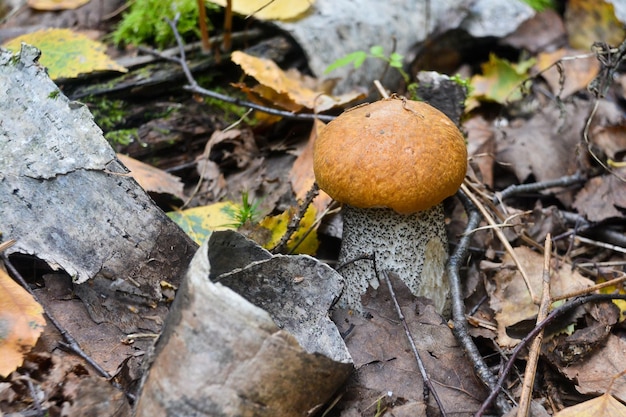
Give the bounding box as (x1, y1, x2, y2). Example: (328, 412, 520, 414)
(289, 120, 332, 213)
(560, 335, 626, 403)
(496, 98, 592, 206)
(117, 153, 185, 200)
(572, 175, 626, 221)
(465, 115, 496, 188)
(536, 48, 600, 99)
(487, 246, 594, 347)
(231, 51, 365, 113)
(332, 274, 487, 415)
(504, 9, 566, 54)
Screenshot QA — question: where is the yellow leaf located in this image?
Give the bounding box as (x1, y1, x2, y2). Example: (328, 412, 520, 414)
(231, 51, 364, 113)
(2, 29, 127, 79)
(0, 268, 46, 377)
(469, 53, 535, 106)
(209, 0, 313, 20)
(554, 393, 626, 417)
(258, 205, 319, 255)
(28, 0, 90, 11)
(565, 0, 626, 50)
(167, 202, 239, 245)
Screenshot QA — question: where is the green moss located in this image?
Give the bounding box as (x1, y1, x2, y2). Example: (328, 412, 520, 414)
(105, 129, 139, 146)
(204, 90, 258, 125)
(112, 0, 219, 48)
(88, 97, 128, 131)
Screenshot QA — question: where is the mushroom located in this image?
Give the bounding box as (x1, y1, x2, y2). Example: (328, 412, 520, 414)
(313, 97, 467, 314)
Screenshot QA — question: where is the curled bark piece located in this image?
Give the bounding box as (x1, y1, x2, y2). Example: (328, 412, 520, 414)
(135, 231, 352, 417)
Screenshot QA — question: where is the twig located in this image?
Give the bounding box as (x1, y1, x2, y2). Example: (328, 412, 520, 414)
(2, 255, 135, 403)
(462, 181, 538, 303)
(223, 0, 233, 51)
(573, 235, 626, 254)
(516, 234, 552, 417)
(380, 269, 448, 417)
(473, 293, 626, 417)
(449, 188, 512, 414)
(196, 0, 211, 52)
(373, 79, 390, 98)
(495, 172, 587, 202)
(163, 16, 336, 122)
(271, 182, 319, 253)
(552, 272, 626, 301)
(585, 100, 626, 181)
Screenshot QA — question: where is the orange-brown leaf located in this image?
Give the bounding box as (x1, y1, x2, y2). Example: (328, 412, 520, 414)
(0, 268, 46, 377)
(554, 392, 626, 417)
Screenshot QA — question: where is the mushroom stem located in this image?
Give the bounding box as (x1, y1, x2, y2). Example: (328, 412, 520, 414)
(337, 203, 450, 315)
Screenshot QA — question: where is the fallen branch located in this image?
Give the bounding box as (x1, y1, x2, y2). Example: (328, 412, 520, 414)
(448, 188, 512, 415)
(163, 16, 336, 122)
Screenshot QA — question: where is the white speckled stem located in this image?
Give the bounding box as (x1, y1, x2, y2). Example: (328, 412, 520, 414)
(337, 204, 450, 315)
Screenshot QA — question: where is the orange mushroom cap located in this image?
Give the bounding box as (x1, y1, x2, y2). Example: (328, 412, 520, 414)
(313, 98, 467, 214)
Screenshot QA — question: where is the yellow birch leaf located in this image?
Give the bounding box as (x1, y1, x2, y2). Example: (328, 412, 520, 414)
(209, 0, 313, 20)
(0, 268, 46, 377)
(2, 28, 127, 79)
(258, 205, 319, 255)
(167, 202, 239, 245)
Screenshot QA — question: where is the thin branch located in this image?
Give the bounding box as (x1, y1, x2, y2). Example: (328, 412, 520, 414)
(462, 182, 538, 303)
(448, 188, 512, 415)
(196, 0, 211, 52)
(516, 234, 552, 417)
(495, 172, 587, 202)
(163, 16, 336, 123)
(270, 182, 319, 254)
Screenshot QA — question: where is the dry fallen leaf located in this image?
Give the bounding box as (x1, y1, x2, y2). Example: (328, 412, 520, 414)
(572, 174, 626, 221)
(468, 53, 535, 109)
(560, 335, 626, 403)
(496, 97, 592, 206)
(488, 246, 594, 347)
(117, 154, 185, 201)
(564, 0, 626, 50)
(231, 51, 365, 113)
(0, 268, 46, 377)
(536, 48, 600, 99)
(289, 120, 332, 213)
(554, 392, 626, 417)
(209, 0, 313, 20)
(464, 115, 496, 188)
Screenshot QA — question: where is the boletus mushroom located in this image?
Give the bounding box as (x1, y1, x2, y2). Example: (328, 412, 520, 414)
(313, 97, 467, 314)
